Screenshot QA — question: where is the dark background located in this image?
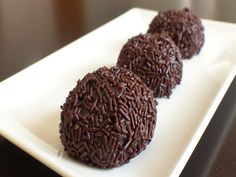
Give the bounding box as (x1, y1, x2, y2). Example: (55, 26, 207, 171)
(1, 0, 236, 176)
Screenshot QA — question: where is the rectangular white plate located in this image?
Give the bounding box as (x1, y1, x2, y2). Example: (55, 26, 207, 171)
(0, 8, 236, 177)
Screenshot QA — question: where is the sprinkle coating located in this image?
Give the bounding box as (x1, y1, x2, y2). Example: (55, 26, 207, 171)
(60, 66, 157, 168)
(117, 33, 182, 98)
(148, 8, 205, 59)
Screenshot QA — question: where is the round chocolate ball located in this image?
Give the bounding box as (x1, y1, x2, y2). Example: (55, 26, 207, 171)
(60, 66, 157, 168)
(117, 33, 182, 98)
(147, 8, 205, 59)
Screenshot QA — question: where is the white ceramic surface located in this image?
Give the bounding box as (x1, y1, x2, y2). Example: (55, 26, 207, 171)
(0, 8, 236, 177)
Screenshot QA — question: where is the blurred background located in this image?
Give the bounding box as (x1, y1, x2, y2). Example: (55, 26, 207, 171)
(1, 0, 236, 81)
(84, 0, 236, 32)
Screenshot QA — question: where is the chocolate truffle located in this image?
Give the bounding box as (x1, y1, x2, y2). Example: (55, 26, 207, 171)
(148, 8, 205, 59)
(117, 33, 182, 98)
(60, 66, 157, 168)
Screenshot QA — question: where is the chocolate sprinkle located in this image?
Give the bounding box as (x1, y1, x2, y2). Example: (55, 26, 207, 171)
(59, 66, 157, 168)
(147, 8, 205, 59)
(117, 33, 182, 98)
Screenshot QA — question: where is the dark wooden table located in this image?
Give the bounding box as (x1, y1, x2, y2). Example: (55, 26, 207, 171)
(1, 1, 236, 176)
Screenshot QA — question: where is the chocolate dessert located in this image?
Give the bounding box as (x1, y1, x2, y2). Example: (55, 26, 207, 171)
(148, 8, 205, 59)
(60, 66, 157, 168)
(117, 33, 182, 98)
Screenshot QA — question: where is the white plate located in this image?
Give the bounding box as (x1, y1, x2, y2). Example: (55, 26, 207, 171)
(0, 8, 236, 177)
